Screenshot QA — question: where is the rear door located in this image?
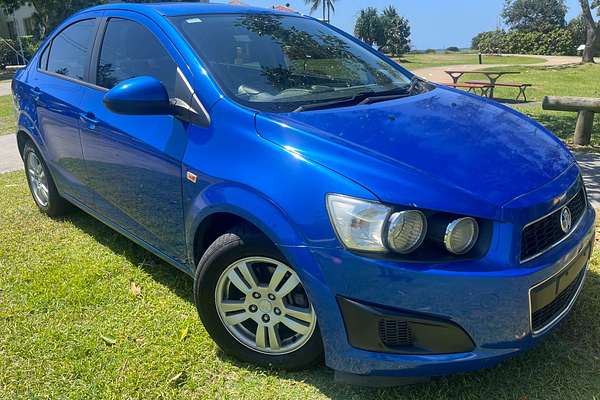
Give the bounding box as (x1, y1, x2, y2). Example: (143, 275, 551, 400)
(79, 13, 192, 263)
(31, 17, 99, 205)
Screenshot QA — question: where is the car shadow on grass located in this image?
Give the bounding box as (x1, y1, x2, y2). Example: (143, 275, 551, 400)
(62, 209, 195, 303)
(61, 208, 600, 399)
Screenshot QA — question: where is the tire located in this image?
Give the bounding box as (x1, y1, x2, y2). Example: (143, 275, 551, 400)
(194, 224, 323, 370)
(23, 141, 70, 217)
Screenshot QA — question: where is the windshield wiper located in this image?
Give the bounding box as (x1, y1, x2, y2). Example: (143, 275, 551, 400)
(357, 92, 410, 105)
(293, 95, 367, 112)
(293, 83, 422, 112)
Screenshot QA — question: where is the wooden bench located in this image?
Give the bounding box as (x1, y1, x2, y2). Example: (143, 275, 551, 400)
(444, 82, 493, 97)
(465, 81, 532, 102)
(542, 96, 600, 145)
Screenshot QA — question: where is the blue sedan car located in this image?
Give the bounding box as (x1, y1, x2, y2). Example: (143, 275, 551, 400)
(12, 2, 596, 385)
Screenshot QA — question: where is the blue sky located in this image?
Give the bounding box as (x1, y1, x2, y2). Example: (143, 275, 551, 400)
(240, 0, 585, 49)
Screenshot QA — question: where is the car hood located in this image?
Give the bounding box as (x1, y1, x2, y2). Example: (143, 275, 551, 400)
(255, 87, 575, 220)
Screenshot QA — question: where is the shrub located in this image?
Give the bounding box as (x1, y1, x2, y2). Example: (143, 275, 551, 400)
(475, 30, 506, 54)
(446, 46, 460, 52)
(471, 32, 486, 50)
(424, 48, 436, 54)
(474, 28, 577, 55)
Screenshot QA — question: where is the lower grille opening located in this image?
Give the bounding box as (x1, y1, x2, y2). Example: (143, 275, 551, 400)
(378, 319, 412, 348)
(532, 268, 585, 332)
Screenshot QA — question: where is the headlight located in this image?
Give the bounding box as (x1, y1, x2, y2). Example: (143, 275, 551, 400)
(386, 210, 427, 254)
(326, 194, 390, 252)
(444, 217, 479, 254)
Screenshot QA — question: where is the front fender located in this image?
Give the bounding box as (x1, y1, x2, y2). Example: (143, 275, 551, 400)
(183, 181, 333, 286)
(184, 181, 306, 253)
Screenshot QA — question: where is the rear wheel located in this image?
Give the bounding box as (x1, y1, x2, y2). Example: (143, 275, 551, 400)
(23, 141, 70, 216)
(194, 224, 323, 370)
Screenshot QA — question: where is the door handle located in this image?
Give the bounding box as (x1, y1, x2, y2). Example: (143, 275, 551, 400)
(80, 112, 99, 129)
(31, 87, 41, 101)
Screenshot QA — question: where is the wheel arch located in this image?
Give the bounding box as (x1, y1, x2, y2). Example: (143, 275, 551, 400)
(185, 184, 309, 270)
(16, 111, 45, 160)
(192, 212, 266, 267)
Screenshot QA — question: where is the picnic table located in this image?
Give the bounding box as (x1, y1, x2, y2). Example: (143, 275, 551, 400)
(444, 70, 521, 99)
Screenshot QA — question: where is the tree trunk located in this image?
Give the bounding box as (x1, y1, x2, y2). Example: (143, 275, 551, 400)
(579, 0, 599, 63)
(582, 28, 597, 63)
(575, 110, 594, 145)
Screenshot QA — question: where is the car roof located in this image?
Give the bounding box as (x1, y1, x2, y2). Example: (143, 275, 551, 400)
(85, 2, 301, 17)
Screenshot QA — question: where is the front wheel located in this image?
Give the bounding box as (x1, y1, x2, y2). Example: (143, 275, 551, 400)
(194, 224, 323, 370)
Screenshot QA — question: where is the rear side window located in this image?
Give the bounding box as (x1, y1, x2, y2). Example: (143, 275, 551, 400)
(97, 18, 177, 96)
(46, 19, 96, 81)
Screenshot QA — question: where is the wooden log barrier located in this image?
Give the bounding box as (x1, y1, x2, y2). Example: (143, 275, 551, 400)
(542, 96, 600, 145)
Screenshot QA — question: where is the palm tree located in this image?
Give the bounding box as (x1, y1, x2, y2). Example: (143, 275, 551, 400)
(304, 0, 337, 22)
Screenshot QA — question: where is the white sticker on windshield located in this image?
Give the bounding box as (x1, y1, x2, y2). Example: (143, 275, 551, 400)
(185, 18, 203, 24)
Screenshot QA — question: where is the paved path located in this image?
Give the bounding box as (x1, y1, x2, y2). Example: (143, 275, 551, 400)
(413, 55, 590, 83)
(0, 81, 11, 96)
(0, 134, 21, 173)
(574, 152, 600, 209)
(1, 133, 599, 208)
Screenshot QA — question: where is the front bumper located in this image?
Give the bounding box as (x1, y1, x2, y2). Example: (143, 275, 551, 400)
(279, 205, 595, 378)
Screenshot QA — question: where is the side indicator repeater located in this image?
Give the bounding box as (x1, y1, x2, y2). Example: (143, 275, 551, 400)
(186, 171, 198, 184)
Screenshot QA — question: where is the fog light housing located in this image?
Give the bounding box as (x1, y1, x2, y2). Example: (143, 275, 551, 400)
(444, 217, 479, 254)
(387, 210, 427, 254)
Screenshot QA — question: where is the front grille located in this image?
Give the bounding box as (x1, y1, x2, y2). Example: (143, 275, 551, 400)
(531, 268, 585, 332)
(378, 319, 412, 348)
(520, 188, 586, 262)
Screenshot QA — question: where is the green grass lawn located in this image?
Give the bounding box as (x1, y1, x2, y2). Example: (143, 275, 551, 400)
(396, 53, 545, 71)
(0, 94, 16, 136)
(2, 169, 600, 399)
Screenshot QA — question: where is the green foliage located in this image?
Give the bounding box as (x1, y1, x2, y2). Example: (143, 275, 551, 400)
(0, 36, 39, 66)
(354, 7, 383, 46)
(471, 32, 486, 50)
(380, 4, 399, 41)
(502, 0, 568, 32)
(380, 6, 411, 56)
(474, 30, 506, 54)
(354, 5, 411, 54)
(568, 14, 588, 45)
(385, 15, 410, 56)
(475, 28, 577, 55)
(424, 48, 437, 54)
(446, 46, 460, 52)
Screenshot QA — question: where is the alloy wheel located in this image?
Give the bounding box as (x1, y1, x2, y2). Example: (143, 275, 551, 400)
(26, 151, 49, 207)
(215, 257, 317, 355)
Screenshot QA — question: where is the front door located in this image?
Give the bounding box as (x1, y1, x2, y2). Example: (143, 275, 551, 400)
(79, 15, 191, 263)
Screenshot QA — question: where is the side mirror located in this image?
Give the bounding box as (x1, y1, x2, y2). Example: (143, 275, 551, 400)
(103, 76, 172, 116)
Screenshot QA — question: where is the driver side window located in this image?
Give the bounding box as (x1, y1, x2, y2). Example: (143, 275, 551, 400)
(97, 18, 178, 96)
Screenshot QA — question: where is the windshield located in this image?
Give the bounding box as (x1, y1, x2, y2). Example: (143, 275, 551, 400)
(170, 14, 413, 112)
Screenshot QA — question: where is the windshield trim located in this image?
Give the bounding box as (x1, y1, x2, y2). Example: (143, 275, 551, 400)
(169, 12, 415, 113)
